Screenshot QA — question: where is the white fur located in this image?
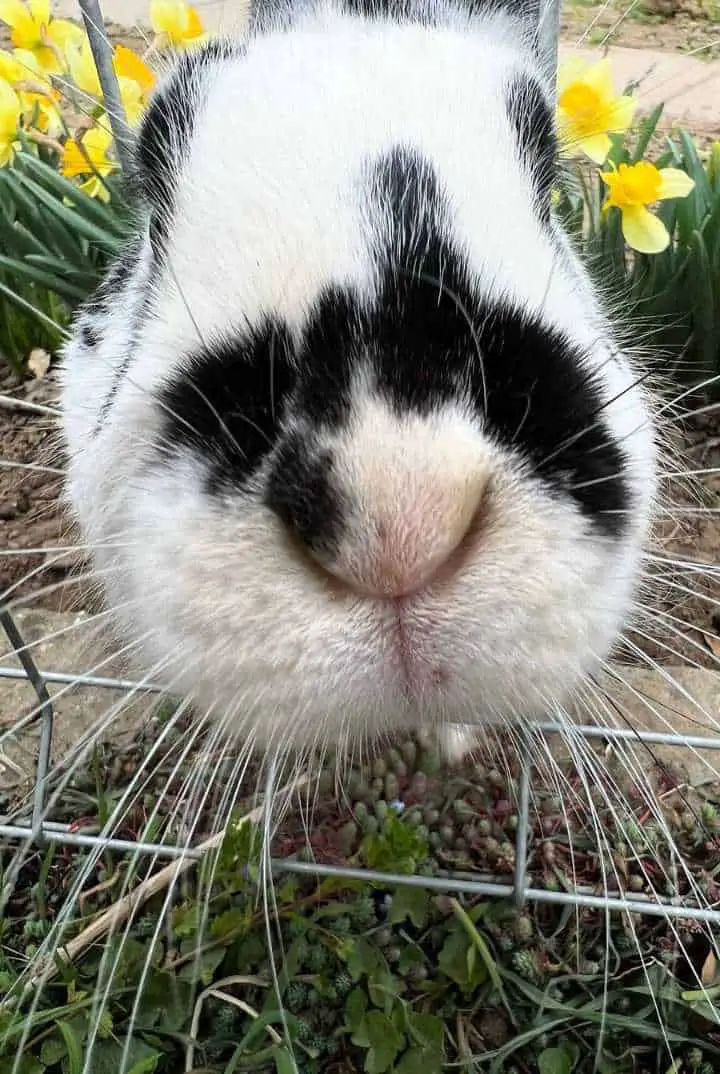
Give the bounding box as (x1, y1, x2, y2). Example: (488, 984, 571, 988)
(60, 2, 658, 756)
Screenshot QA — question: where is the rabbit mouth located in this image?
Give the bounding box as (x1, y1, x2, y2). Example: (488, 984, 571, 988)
(387, 601, 451, 697)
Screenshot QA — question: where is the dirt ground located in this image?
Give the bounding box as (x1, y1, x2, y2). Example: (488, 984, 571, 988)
(0, 369, 87, 615)
(559, 0, 720, 59)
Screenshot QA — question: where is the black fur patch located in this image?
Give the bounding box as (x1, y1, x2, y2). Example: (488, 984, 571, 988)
(504, 73, 557, 223)
(156, 320, 296, 492)
(265, 438, 344, 553)
(80, 321, 100, 349)
(131, 39, 245, 255)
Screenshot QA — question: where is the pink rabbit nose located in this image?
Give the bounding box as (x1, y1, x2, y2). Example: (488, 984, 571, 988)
(325, 471, 490, 599)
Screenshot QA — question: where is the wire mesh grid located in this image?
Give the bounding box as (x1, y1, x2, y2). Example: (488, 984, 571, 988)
(1, 0, 720, 931)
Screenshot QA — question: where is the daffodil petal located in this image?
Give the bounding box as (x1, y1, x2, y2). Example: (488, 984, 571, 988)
(0, 138, 19, 166)
(114, 44, 156, 94)
(12, 46, 45, 78)
(66, 39, 101, 98)
(556, 56, 589, 96)
(656, 167, 695, 201)
(149, 0, 182, 35)
(27, 0, 49, 28)
(621, 204, 669, 254)
(0, 76, 21, 130)
(47, 18, 84, 51)
(580, 57, 616, 101)
(578, 131, 612, 165)
(0, 47, 23, 80)
(604, 93, 636, 133)
(0, 0, 33, 32)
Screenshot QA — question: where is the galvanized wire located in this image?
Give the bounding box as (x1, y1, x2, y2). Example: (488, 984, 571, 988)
(77, 0, 134, 172)
(1, 0, 719, 929)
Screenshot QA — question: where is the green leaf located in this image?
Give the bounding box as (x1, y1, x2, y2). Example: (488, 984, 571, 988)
(538, 1045, 576, 1074)
(395, 1047, 444, 1074)
(57, 1020, 83, 1074)
(405, 1012, 444, 1054)
(359, 815, 429, 874)
(438, 924, 486, 991)
(209, 905, 253, 940)
(272, 1047, 296, 1074)
(0, 256, 89, 301)
(16, 153, 130, 237)
(10, 169, 122, 251)
(397, 947, 424, 975)
(450, 899, 509, 1006)
(15, 1058, 45, 1074)
(41, 1033, 68, 1065)
(126, 1055, 161, 1074)
(138, 971, 193, 1030)
(387, 887, 430, 929)
(342, 932, 402, 1012)
(218, 816, 261, 874)
(89, 1039, 162, 1074)
(347, 938, 384, 982)
(630, 102, 664, 163)
(172, 901, 200, 938)
(363, 1010, 404, 1074)
(345, 987, 369, 1041)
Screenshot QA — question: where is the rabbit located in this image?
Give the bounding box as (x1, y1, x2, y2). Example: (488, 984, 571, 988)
(59, 0, 659, 763)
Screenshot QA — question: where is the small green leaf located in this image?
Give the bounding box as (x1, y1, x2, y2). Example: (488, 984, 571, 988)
(210, 906, 252, 940)
(126, 1055, 161, 1074)
(405, 1012, 444, 1054)
(387, 887, 430, 929)
(538, 1045, 576, 1074)
(396, 1047, 444, 1074)
(172, 901, 199, 938)
(345, 987, 369, 1039)
(397, 946, 424, 974)
(57, 1020, 83, 1074)
(41, 1033, 68, 1065)
(364, 1010, 404, 1074)
(15, 1058, 45, 1074)
(272, 1047, 296, 1074)
(438, 924, 485, 991)
(347, 938, 384, 982)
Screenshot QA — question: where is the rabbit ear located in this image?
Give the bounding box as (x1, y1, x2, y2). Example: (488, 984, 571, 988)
(129, 38, 245, 255)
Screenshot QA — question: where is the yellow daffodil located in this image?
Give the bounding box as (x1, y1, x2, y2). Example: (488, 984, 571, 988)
(556, 57, 636, 165)
(62, 122, 118, 201)
(114, 44, 156, 96)
(0, 0, 83, 73)
(1, 46, 62, 137)
(0, 78, 23, 165)
(65, 38, 156, 126)
(600, 160, 695, 254)
(149, 0, 206, 49)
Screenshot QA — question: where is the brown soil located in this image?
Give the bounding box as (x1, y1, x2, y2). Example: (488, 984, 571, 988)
(0, 368, 87, 615)
(560, 0, 720, 59)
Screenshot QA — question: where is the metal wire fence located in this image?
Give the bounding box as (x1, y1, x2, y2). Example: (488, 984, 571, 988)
(1, 0, 720, 929)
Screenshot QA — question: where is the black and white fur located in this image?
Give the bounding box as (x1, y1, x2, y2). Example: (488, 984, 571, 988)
(60, 0, 659, 758)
